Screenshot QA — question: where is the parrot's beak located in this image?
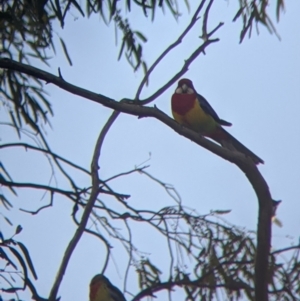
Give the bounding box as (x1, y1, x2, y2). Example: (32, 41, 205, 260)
(181, 84, 188, 93)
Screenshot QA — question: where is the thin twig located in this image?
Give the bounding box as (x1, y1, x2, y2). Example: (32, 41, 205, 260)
(134, 0, 207, 100)
(103, 165, 149, 183)
(140, 36, 222, 104)
(131, 278, 253, 301)
(271, 244, 300, 255)
(0, 143, 90, 175)
(75, 221, 111, 274)
(48, 111, 120, 301)
(123, 219, 133, 296)
(20, 191, 54, 215)
(201, 0, 214, 40)
(0, 179, 77, 199)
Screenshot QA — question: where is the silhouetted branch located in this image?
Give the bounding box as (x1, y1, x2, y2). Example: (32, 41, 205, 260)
(0, 58, 241, 165)
(238, 163, 272, 301)
(48, 111, 120, 301)
(140, 170, 182, 204)
(140, 35, 221, 104)
(135, 0, 207, 100)
(104, 165, 149, 183)
(20, 192, 54, 215)
(201, 0, 214, 40)
(132, 278, 253, 301)
(271, 244, 300, 255)
(0, 179, 77, 200)
(73, 216, 112, 275)
(0, 143, 90, 175)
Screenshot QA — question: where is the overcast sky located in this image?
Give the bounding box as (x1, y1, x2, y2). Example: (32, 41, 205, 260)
(1, 1, 300, 300)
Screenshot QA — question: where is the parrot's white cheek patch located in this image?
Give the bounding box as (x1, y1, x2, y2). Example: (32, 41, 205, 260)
(187, 88, 194, 94)
(175, 87, 194, 94)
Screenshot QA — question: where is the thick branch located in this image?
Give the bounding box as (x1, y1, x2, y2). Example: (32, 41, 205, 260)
(0, 58, 240, 164)
(238, 163, 273, 301)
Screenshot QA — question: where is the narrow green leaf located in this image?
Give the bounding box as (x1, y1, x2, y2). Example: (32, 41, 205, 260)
(55, 0, 64, 27)
(111, 0, 118, 18)
(142, 62, 148, 85)
(17, 241, 38, 280)
(33, 90, 53, 116)
(62, 0, 72, 20)
(4, 216, 13, 226)
(118, 39, 126, 60)
(9, 111, 21, 138)
(142, 0, 148, 17)
(126, 0, 131, 11)
(0, 162, 14, 182)
(184, 0, 190, 13)
(276, 0, 285, 21)
(15, 225, 23, 235)
(0, 246, 18, 270)
(60, 38, 73, 66)
(151, 0, 156, 21)
(213, 209, 231, 215)
(233, 6, 244, 22)
(70, 0, 85, 17)
(0, 194, 13, 209)
(134, 31, 147, 42)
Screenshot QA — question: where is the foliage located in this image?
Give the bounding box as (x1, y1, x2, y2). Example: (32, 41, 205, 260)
(0, 226, 37, 297)
(233, 0, 285, 42)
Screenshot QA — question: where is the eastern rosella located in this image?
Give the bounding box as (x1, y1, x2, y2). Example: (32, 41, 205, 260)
(171, 78, 264, 164)
(89, 274, 126, 301)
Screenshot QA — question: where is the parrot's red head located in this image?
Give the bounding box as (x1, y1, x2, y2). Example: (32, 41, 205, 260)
(175, 78, 195, 94)
(89, 274, 108, 300)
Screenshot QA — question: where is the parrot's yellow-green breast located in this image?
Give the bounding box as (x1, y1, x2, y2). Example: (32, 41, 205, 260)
(90, 278, 111, 301)
(172, 94, 218, 134)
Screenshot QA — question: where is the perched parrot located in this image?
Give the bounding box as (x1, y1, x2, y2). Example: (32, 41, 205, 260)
(171, 78, 264, 164)
(89, 274, 126, 301)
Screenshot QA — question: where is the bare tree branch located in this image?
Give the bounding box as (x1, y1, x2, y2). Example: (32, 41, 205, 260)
(238, 162, 272, 301)
(0, 179, 77, 200)
(48, 111, 120, 300)
(0, 143, 90, 175)
(135, 0, 207, 100)
(140, 35, 221, 104)
(0, 58, 244, 164)
(271, 244, 300, 255)
(132, 278, 253, 301)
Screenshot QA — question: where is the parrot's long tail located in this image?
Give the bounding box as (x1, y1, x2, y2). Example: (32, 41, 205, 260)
(208, 127, 264, 165)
